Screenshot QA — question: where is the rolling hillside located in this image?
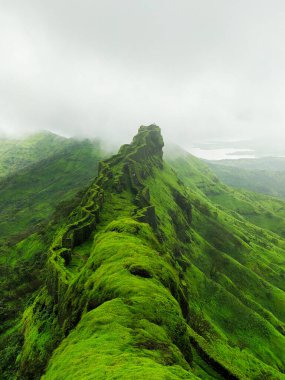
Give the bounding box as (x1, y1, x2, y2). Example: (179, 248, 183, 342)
(0, 138, 104, 245)
(208, 161, 285, 200)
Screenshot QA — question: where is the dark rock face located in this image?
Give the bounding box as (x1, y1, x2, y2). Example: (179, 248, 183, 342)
(128, 265, 152, 278)
(136, 205, 157, 230)
(104, 125, 164, 230)
(119, 124, 164, 166)
(172, 188, 192, 224)
(131, 124, 164, 161)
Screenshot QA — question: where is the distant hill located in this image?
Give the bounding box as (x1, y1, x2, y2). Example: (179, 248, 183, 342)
(208, 156, 285, 171)
(0, 131, 71, 178)
(208, 157, 285, 199)
(0, 137, 105, 244)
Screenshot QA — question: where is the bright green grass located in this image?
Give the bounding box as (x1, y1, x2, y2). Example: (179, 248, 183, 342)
(42, 219, 197, 379)
(167, 149, 285, 238)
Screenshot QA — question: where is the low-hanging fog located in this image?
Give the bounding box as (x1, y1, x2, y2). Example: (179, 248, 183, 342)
(1, 0, 285, 153)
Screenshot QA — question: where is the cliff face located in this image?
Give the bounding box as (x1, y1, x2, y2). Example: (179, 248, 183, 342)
(118, 124, 164, 164)
(8, 125, 285, 380)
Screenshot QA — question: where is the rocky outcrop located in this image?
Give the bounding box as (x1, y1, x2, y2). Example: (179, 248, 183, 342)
(47, 125, 164, 301)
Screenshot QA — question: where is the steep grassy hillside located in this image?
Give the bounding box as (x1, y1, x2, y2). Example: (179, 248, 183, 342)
(0, 131, 71, 178)
(207, 162, 285, 199)
(0, 139, 104, 245)
(167, 147, 285, 238)
(2, 127, 285, 380)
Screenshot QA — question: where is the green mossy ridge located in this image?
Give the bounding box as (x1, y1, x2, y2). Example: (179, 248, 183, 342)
(5, 126, 285, 379)
(17, 125, 188, 379)
(47, 124, 165, 302)
(48, 184, 104, 282)
(43, 219, 197, 379)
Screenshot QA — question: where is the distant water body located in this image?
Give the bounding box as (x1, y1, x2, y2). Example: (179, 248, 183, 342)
(189, 147, 256, 160)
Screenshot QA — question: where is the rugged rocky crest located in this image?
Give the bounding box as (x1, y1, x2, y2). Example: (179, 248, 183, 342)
(17, 125, 197, 379)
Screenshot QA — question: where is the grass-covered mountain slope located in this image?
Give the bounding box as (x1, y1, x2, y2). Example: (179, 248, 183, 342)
(0, 138, 104, 245)
(0, 131, 71, 178)
(2, 127, 285, 379)
(166, 147, 285, 238)
(207, 161, 285, 200)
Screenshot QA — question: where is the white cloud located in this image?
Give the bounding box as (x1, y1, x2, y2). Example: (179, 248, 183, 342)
(0, 0, 285, 148)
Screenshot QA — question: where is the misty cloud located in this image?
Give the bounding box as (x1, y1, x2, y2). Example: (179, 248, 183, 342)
(1, 0, 285, 148)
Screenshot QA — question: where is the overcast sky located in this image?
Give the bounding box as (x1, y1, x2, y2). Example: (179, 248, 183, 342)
(1, 0, 285, 148)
